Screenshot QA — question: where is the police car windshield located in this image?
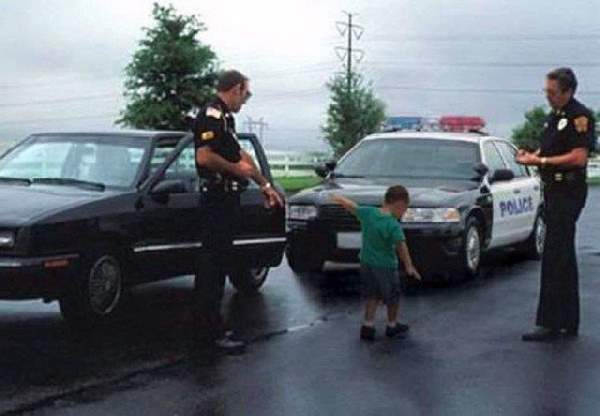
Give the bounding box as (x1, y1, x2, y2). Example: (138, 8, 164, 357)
(0, 135, 149, 189)
(334, 138, 481, 180)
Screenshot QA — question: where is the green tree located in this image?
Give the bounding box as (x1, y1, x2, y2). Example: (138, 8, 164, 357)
(118, 3, 218, 131)
(511, 106, 548, 149)
(322, 72, 386, 157)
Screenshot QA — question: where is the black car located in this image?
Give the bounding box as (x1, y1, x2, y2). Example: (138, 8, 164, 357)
(0, 131, 286, 326)
(286, 132, 545, 288)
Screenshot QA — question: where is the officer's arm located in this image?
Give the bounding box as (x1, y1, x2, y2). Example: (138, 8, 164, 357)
(541, 148, 588, 169)
(240, 150, 269, 187)
(196, 147, 250, 178)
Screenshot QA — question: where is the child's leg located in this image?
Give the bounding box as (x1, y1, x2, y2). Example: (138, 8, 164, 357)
(363, 298, 379, 326)
(386, 302, 399, 326)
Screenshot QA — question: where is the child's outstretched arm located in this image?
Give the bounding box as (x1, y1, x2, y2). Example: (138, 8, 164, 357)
(396, 241, 422, 280)
(329, 194, 358, 216)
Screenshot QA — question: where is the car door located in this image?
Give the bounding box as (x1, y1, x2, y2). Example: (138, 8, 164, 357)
(494, 140, 541, 243)
(481, 140, 515, 248)
(235, 134, 287, 268)
(132, 136, 202, 282)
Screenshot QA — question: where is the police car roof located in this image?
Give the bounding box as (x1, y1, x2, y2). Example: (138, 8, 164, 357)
(364, 131, 504, 144)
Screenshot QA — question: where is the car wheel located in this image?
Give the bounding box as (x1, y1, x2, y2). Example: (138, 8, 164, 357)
(516, 213, 545, 261)
(286, 244, 324, 274)
(59, 247, 124, 330)
(457, 217, 482, 279)
(229, 267, 270, 295)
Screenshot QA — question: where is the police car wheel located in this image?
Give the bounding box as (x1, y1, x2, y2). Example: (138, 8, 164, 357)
(59, 247, 124, 330)
(286, 244, 324, 274)
(518, 213, 545, 261)
(229, 267, 269, 295)
(458, 217, 482, 279)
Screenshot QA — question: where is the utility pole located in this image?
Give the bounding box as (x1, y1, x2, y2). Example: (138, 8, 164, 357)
(244, 116, 269, 147)
(335, 11, 364, 93)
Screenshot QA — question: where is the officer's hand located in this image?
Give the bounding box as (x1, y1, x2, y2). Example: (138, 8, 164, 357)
(263, 187, 284, 209)
(235, 161, 255, 178)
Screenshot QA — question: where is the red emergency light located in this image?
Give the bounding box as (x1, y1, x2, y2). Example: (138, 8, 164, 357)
(439, 116, 486, 132)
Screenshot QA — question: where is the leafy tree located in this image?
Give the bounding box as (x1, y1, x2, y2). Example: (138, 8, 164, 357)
(511, 106, 548, 150)
(118, 3, 218, 130)
(322, 72, 386, 157)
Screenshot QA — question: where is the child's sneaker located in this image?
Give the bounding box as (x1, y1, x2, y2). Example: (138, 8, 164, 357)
(360, 325, 376, 341)
(385, 324, 409, 338)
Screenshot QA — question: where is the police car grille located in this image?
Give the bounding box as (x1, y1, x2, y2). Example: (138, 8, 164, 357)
(319, 205, 361, 230)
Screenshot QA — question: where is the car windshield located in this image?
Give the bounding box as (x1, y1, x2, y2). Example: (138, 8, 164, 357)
(0, 135, 150, 189)
(334, 138, 481, 180)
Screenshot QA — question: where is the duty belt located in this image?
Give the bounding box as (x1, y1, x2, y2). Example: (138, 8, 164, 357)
(541, 170, 585, 184)
(202, 178, 242, 193)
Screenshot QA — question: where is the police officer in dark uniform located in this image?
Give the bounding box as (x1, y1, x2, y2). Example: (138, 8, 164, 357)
(517, 68, 595, 342)
(193, 70, 284, 353)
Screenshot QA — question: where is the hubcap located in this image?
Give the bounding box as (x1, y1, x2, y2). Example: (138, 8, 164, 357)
(535, 217, 546, 255)
(88, 255, 122, 316)
(466, 226, 481, 272)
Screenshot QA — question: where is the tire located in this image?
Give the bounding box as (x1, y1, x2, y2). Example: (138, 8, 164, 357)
(456, 217, 482, 279)
(517, 213, 545, 261)
(59, 246, 124, 330)
(229, 267, 270, 295)
(285, 243, 324, 274)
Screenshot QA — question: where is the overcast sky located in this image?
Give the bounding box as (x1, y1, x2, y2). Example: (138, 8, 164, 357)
(1, 0, 599, 151)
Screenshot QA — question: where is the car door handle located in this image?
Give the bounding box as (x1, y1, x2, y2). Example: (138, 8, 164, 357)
(513, 189, 521, 194)
(533, 185, 540, 191)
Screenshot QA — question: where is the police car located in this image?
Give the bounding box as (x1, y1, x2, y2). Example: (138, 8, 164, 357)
(286, 132, 544, 288)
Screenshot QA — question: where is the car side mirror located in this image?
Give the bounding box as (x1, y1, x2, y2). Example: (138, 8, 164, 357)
(490, 168, 515, 183)
(151, 179, 186, 201)
(473, 163, 489, 178)
(315, 161, 337, 178)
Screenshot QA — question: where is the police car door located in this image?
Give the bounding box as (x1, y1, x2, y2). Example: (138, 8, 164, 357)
(236, 135, 287, 268)
(482, 140, 516, 248)
(494, 140, 541, 243)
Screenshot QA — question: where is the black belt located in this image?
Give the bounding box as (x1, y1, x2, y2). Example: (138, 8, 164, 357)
(201, 178, 244, 193)
(541, 170, 585, 185)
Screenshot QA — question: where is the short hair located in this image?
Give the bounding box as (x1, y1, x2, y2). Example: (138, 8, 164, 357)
(217, 70, 248, 92)
(385, 185, 409, 204)
(547, 67, 578, 93)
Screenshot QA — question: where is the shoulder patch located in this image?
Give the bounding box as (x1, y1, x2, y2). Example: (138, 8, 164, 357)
(206, 107, 222, 119)
(574, 116, 589, 134)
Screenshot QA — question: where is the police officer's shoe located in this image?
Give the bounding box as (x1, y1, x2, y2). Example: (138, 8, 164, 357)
(360, 325, 376, 341)
(522, 328, 561, 342)
(385, 324, 408, 339)
(214, 336, 246, 355)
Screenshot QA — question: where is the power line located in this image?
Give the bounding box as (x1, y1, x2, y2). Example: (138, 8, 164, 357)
(0, 94, 120, 108)
(378, 85, 600, 96)
(0, 113, 118, 126)
(368, 61, 600, 68)
(363, 34, 600, 43)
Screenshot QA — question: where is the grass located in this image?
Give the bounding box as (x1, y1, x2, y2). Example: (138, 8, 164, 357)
(274, 176, 322, 193)
(588, 177, 600, 186)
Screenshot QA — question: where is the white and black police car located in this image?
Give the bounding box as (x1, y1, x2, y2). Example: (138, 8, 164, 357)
(286, 131, 544, 289)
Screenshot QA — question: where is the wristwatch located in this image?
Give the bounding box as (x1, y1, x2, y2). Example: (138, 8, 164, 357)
(261, 182, 272, 191)
(540, 157, 548, 167)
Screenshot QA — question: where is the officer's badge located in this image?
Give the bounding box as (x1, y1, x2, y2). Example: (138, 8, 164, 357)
(574, 116, 589, 134)
(206, 107, 222, 119)
(201, 131, 215, 141)
(558, 118, 568, 131)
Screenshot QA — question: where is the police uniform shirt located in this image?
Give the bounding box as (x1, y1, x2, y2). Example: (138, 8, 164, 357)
(540, 98, 595, 172)
(193, 97, 242, 179)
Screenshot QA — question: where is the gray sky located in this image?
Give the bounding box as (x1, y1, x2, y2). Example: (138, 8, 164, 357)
(1, 0, 599, 151)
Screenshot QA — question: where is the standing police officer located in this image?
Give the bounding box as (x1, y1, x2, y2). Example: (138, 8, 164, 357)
(193, 70, 283, 353)
(517, 68, 595, 342)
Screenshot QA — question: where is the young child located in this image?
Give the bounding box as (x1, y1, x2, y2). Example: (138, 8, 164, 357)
(330, 185, 421, 341)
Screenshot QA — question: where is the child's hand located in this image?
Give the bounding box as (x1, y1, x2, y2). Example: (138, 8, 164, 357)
(407, 266, 422, 281)
(329, 193, 341, 204)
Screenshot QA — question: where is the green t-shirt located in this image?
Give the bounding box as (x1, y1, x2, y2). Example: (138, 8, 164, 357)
(355, 206, 406, 269)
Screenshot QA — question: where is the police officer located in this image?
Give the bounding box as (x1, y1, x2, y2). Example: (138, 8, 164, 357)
(517, 68, 595, 342)
(193, 70, 284, 353)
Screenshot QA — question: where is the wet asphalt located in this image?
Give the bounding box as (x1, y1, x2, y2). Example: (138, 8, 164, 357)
(1, 188, 600, 416)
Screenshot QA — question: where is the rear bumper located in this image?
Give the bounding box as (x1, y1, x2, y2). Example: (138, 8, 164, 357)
(287, 220, 465, 279)
(0, 254, 79, 299)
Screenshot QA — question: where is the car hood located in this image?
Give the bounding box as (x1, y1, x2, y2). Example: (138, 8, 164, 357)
(289, 177, 479, 207)
(0, 184, 112, 227)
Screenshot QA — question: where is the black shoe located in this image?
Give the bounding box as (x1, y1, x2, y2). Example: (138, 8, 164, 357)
(214, 335, 246, 355)
(360, 325, 376, 341)
(385, 324, 408, 339)
(522, 328, 561, 342)
(562, 328, 579, 338)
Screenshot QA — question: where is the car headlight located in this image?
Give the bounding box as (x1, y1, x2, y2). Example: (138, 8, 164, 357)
(0, 230, 15, 248)
(287, 205, 318, 221)
(403, 208, 460, 223)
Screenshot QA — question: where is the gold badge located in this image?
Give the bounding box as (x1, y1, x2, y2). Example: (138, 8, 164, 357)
(201, 131, 215, 141)
(574, 116, 589, 134)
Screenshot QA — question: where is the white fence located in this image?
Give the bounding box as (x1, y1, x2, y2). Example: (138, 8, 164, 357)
(266, 150, 331, 178)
